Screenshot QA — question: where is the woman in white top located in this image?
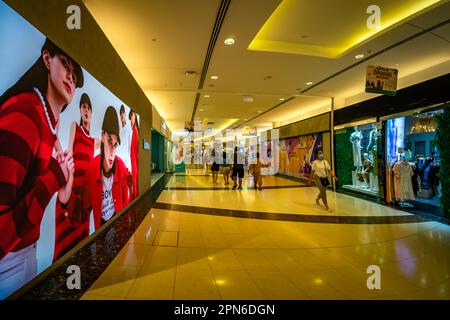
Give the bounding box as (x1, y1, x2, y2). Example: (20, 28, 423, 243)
(308, 148, 337, 212)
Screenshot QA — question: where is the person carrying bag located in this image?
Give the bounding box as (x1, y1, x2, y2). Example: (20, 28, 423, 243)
(309, 148, 337, 212)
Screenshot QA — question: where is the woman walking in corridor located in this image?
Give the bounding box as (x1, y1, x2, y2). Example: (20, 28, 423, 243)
(309, 148, 337, 212)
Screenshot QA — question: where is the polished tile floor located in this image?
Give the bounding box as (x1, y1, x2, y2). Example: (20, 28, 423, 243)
(81, 172, 450, 300)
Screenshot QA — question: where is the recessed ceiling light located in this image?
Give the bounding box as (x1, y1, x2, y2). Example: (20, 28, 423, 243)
(279, 98, 285, 101)
(204, 94, 210, 98)
(185, 70, 197, 76)
(210, 75, 219, 80)
(257, 110, 262, 114)
(244, 119, 248, 121)
(224, 38, 235, 45)
(242, 95, 253, 102)
(306, 81, 313, 86)
(199, 108, 204, 112)
(355, 53, 365, 59)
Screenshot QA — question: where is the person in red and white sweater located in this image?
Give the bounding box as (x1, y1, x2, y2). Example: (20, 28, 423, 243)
(0, 38, 83, 299)
(129, 110, 139, 199)
(53, 93, 100, 262)
(79, 106, 130, 231)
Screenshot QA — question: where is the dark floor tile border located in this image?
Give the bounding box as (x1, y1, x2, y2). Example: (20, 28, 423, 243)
(153, 202, 432, 225)
(15, 174, 171, 300)
(276, 174, 450, 226)
(164, 185, 309, 191)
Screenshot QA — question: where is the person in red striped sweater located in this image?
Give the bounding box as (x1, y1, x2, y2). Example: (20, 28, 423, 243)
(80, 106, 130, 230)
(53, 93, 100, 262)
(129, 110, 139, 199)
(0, 38, 83, 299)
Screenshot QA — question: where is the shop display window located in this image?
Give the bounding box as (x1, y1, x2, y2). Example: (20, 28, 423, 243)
(335, 122, 380, 196)
(385, 110, 442, 207)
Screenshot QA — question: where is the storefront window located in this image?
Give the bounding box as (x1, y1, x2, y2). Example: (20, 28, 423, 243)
(278, 134, 322, 179)
(385, 110, 442, 207)
(335, 122, 380, 196)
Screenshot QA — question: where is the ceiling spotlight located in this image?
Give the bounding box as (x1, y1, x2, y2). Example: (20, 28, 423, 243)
(204, 94, 210, 98)
(244, 118, 249, 121)
(279, 97, 285, 101)
(224, 38, 235, 45)
(242, 95, 254, 102)
(257, 110, 262, 114)
(306, 81, 313, 86)
(199, 108, 204, 112)
(185, 70, 198, 76)
(354, 53, 365, 59)
(210, 75, 219, 80)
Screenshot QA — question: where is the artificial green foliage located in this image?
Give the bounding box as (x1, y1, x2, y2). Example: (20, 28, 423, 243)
(433, 109, 450, 216)
(335, 128, 354, 187)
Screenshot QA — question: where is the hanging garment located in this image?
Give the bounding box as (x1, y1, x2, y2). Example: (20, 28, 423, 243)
(350, 131, 363, 167)
(394, 161, 415, 201)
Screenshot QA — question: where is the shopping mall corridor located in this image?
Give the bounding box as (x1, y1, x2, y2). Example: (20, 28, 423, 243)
(72, 172, 450, 300)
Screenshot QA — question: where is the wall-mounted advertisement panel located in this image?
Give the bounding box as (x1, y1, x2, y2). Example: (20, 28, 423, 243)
(242, 126, 257, 136)
(278, 134, 322, 178)
(365, 65, 398, 96)
(0, 2, 141, 299)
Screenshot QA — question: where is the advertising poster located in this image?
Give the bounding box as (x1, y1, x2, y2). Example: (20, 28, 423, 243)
(242, 126, 257, 136)
(0, 2, 141, 299)
(278, 134, 322, 178)
(365, 65, 398, 96)
(386, 117, 405, 163)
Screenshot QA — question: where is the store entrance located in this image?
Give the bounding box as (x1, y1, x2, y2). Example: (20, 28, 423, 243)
(152, 129, 166, 173)
(385, 108, 443, 209)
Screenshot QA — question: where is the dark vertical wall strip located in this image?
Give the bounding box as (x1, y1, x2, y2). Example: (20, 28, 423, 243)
(191, 0, 231, 120)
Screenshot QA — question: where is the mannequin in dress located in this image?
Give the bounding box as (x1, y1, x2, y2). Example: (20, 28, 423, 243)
(349, 126, 363, 171)
(362, 153, 373, 188)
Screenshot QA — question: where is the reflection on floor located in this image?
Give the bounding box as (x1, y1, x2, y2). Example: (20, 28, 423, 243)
(151, 173, 165, 187)
(81, 174, 450, 300)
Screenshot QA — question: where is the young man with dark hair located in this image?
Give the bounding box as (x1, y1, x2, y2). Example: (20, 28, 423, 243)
(80, 106, 130, 229)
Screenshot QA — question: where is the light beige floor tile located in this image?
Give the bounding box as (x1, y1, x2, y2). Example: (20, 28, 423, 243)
(248, 270, 310, 299)
(260, 249, 305, 271)
(177, 247, 210, 270)
(87, 265, 140, 298)
(206, 248, 244, 271)
(111, 244, 150, 267)
(153, 230, 178, 247)
(143, 246, 178, 268)
(213, 270, 266, 300)
(225, 233, 256, 249)
(246, 234, 280, 249)
(234, 249, 278, 272)
(173, 268, 220, 299)
(178, 231, 205, 247)
(126, 266, 176, 300)
(202, 232, 229, 248)
(80, 293, 124, 300)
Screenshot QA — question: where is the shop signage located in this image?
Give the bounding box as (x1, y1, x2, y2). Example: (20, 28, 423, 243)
(242, 126, 257, 136)
(365, 65, 398, 96)
(184, 120, 202, 132)
(143, 139, 151, 150)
